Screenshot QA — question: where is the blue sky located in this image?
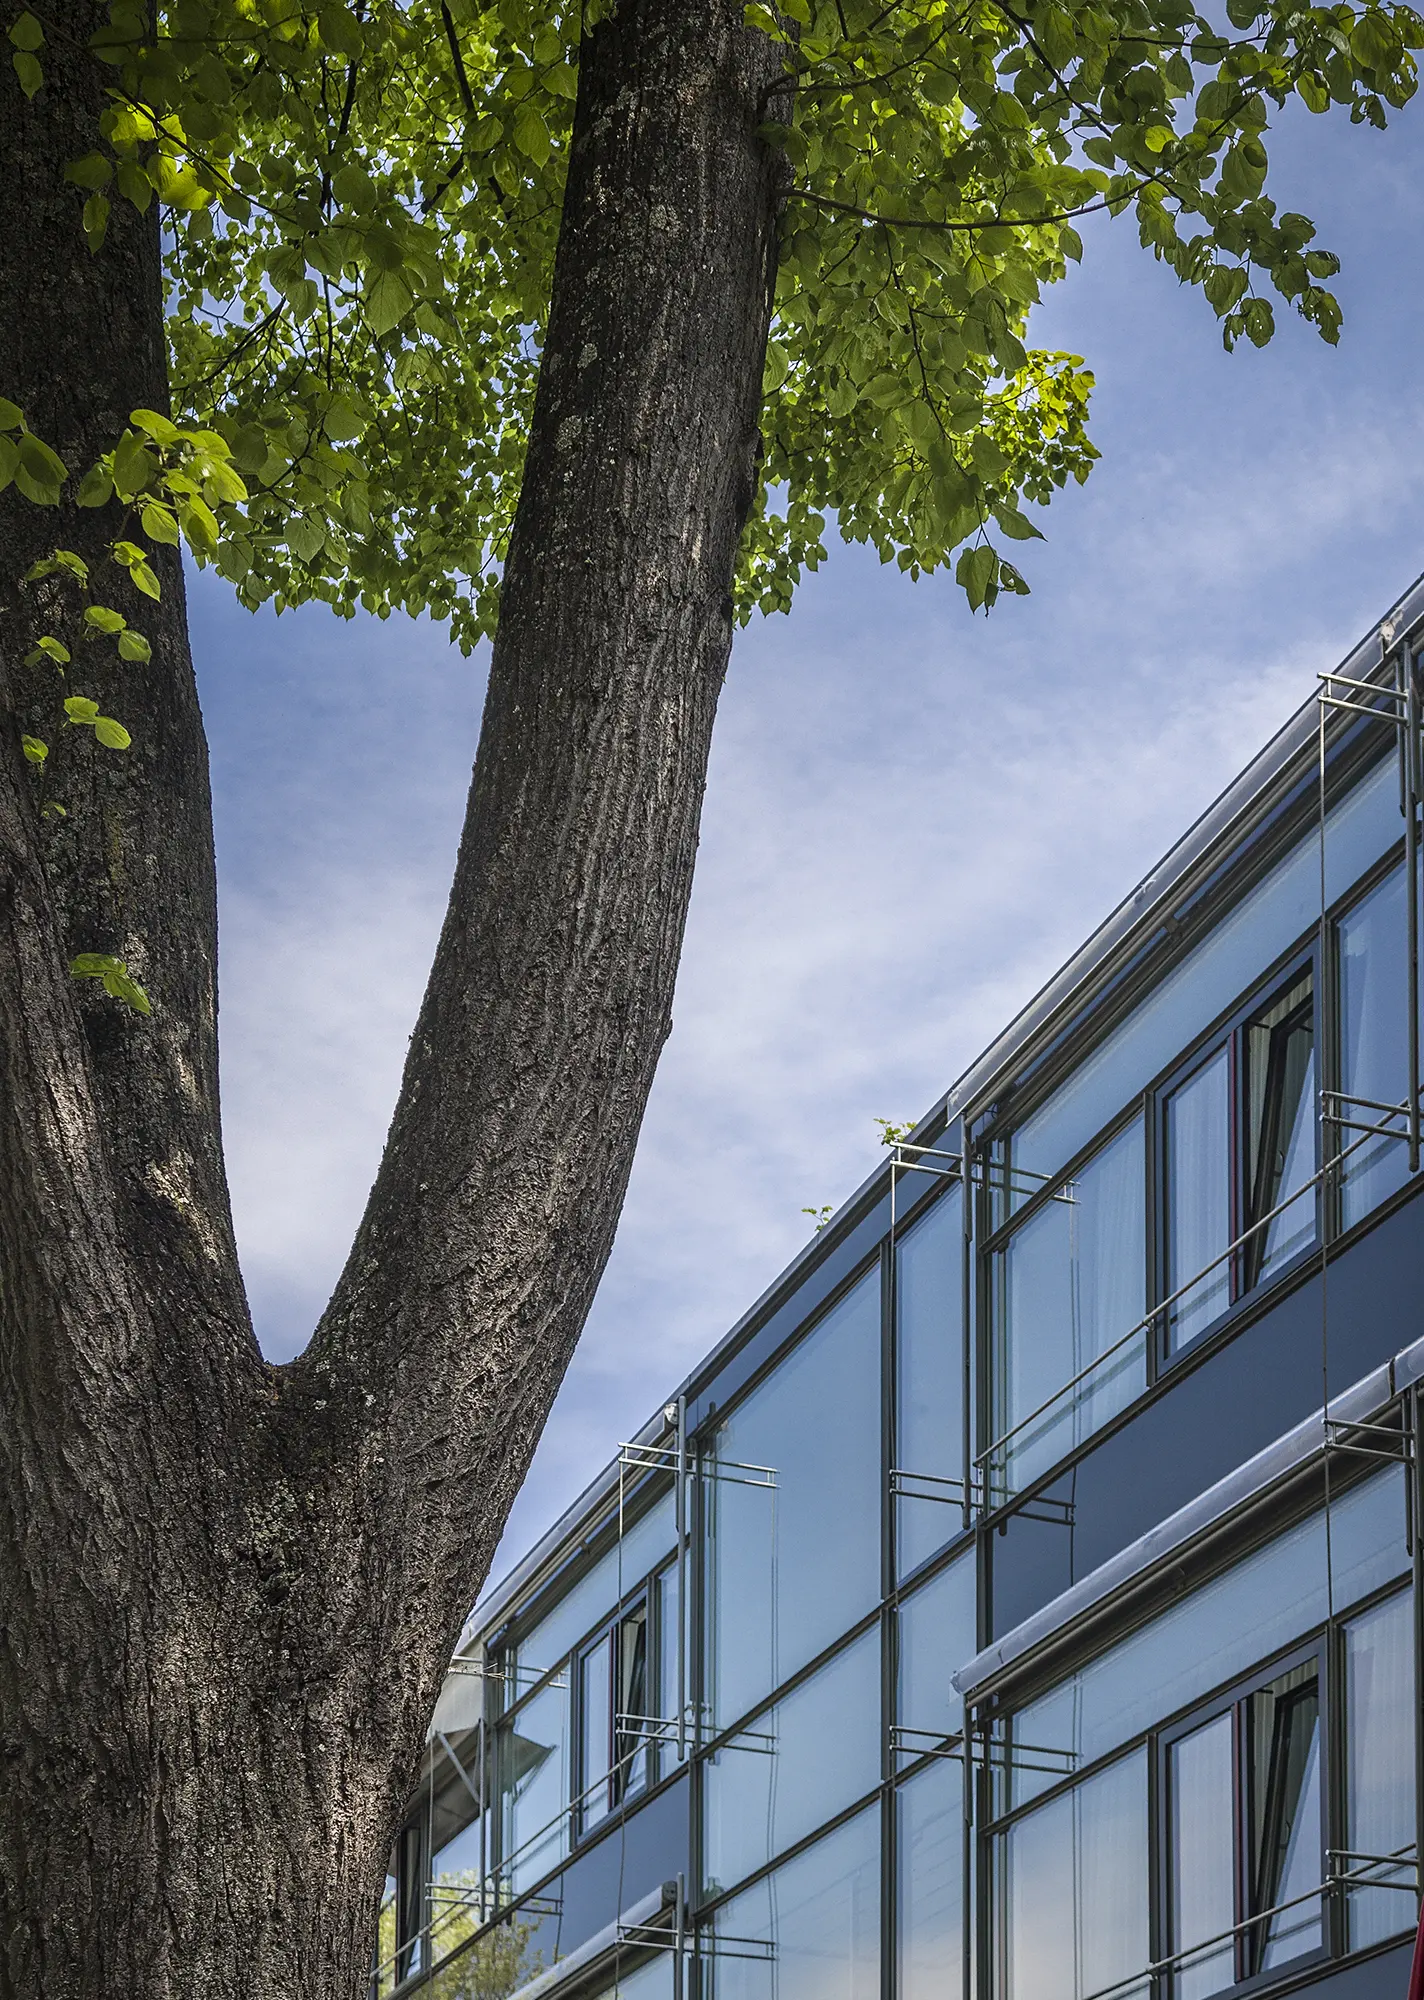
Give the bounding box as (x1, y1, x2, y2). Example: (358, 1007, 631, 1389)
(191, 88, 1424, 1582)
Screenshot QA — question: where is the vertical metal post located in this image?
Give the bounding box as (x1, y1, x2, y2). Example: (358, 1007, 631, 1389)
(961, 1132, 974, 1529)
(675, 1393, 688, 1762)
(1407, 649, 1420, 1173)
(673, 1871, 686, 2000)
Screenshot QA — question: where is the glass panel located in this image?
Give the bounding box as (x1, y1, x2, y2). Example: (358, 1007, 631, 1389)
(515, 1489, 676, 1684)
(991, 1122, 1145, 1495)
(1171, 1714, 1236, 2000)
(500, 1676, 569, 1894)
(898, 1551, 976, 1757)
(702, 1627, 880, 1898)
(657, 1561, 684, 1768)
(899, 1758, 964, 2000)
(1009, 1470, 1407, 1806)
(429, 1813, 489, 1967)
(374, 1854, 398, 1997)
(708, 1808, 881, 2000)
(897, 1184, 965, 1577)
(1165, 1047, 1232, 1351)
(1345, 1590, 1418, 1949)
(1248, 1662, 1321, 1973)
(614, 1603, 649, 1801)
(1010, 756, 1396, 1202)
(422, 1913, 547, 2000)
(1243, 973, 1316, 1287)
(1339, 863, 1415, 1230)
(998, 1749, 1149, 2000)
(706, 1271, 881, 1730)
(598, 1957, 675, 2000)
(579, 1636, 612, 1831)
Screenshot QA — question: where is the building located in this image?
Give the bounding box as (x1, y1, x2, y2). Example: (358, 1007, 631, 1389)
(373, 573, 1424, 2000)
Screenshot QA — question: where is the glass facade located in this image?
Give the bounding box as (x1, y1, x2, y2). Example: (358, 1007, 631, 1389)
(383, 664, 1424, 2000)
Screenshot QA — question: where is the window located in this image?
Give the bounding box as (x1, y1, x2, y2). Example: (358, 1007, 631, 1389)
(897, 1183, 966, 1577)
(899, 1758, 964, 2000)
(704, 1269, 881, 1732)
(579, 1599, 654, 1835)
(897, 1550, 976, 1762)
(513, 1490, 676, 1687)
(706, 1808, 881, 2000)
(1162, 965, 1317, 1356)
(1343, 1589, 1417, 1950)
(701, 1626, 881, 1898)
(498, 1672, 569, 1894)
(1337, 861, 1419, 1230)
(995, 1749, 1150, 2000)
(989, 1120, 1145, 1495)
(1164, 1651, 1324, 2000)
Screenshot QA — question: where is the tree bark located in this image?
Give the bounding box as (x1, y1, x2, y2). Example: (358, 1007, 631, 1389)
(0, 0, 785, 1993)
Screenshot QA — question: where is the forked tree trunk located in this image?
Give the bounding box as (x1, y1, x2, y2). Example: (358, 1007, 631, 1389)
(0, 0, 785, 1990)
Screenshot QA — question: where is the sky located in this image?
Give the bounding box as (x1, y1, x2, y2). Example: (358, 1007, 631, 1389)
(190, 87, 1424, 1587)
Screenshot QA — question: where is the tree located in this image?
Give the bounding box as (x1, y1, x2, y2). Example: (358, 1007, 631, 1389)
(0, 0, 1417, 1987)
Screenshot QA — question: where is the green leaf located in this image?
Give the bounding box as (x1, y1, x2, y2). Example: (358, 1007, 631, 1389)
(0, 397, 23, 430)
(82, 193, 110, 253)
(365, 268, 413, 337)
(25, 636, 71, 666)
(513, 103, 551, 166)
(111, 431, 157, 500)
(0, 435, 17, 493)
(129, 560, 161, 600)
(65, 152, 113, 190)
(131, 407, 181, 446)
(8, 11, 44, 49)
(116, 628, 152, 663)
(141, 501, 181, 545)
(93, 715, 132, 749)
(14, 433, 67, 504)
(75, 462, 114, 508)
(68, 954, 152, 1015)
(1142, 125, 1173, 153)
(12, 47, 41, 95)
(21, 735, 48, 764)
(956, 542, 999, 612)
(992, 501, 1044, 542)
(63, 696, 100, 723)
(84, 604, 127, 633)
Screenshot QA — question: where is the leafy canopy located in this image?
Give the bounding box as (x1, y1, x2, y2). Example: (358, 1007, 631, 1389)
(6, 0, 1422, 634)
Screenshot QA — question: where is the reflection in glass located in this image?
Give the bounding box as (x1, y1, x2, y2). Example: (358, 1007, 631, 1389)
(898, 1552, 975, 1757)
(500, 1676, 569, 1893)
(614, 1603, 649, 1802)
(702, 1628, 880, 1897)
(708, 1809, 881, 2000)
(992, 1121, 1145, 1494)
(1249, 1662, 1321, 1973)
(899, 1759, 963, 2000)
(579, 1637, 612, 1830)
(1010, 756, 1396, 1206)
(1009, 1470, 1406, 1807)
(657, 1561, 684, 1768)
(705, 1271, 880, 1731)
(1339, 865, 1414, 1230)
(999, 1750, 1149, 2000)
(1166, 1047, 1232, 1351)
(897, 1184, 965, 1577)
(1243, 973, 1316, 1288)
(1171, 1714, 1235, 2000)
(515, 1490, 676, 1685)
(1345, 1591, 1417, 1950)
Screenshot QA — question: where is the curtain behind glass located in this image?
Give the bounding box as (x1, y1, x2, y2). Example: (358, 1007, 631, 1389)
(1166, 1048, 1232, 1351)
(1345, 1590, 1417, 1950)
(994, 1121, 1145, 1494)
(1339, 865, 1414, 1230)
(999, 1750, 1149, 2000)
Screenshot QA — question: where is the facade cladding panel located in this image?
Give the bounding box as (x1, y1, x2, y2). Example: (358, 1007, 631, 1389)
(374, 579, 1424, 2000)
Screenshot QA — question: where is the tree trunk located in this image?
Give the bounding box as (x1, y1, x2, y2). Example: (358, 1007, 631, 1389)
(0, 0, 785, 1993)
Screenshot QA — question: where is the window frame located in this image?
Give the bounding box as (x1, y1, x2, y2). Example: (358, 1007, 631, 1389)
(1155, 1634, 1332, 2000)
(1154, 947, 1321, 1370)
(574, 1587, 656, 1840)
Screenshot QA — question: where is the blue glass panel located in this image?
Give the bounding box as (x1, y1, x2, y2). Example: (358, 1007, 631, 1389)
(899, 1758, 963, 2000)
(501, 1676, 569, 1893)
(1165, 1049, 1232, 1353)
(997, 1750, 1150, 2000)
(898, 1551, 976, 1757)
(706, 1271, 881, 1730)
(702, 1627, 881, 1898)
(991, 1122, 1146, 1493)
(1009, 1469, 1408, 1806)
(515, 1490, 676, 1685)
(1013, 758, 1397, 1202)
(1344, 1589, 1417, 1950)
(1339, 863, 1417, 1230)
(708, 1809, 881, 2000)
(897, 1185, 965, 1577)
